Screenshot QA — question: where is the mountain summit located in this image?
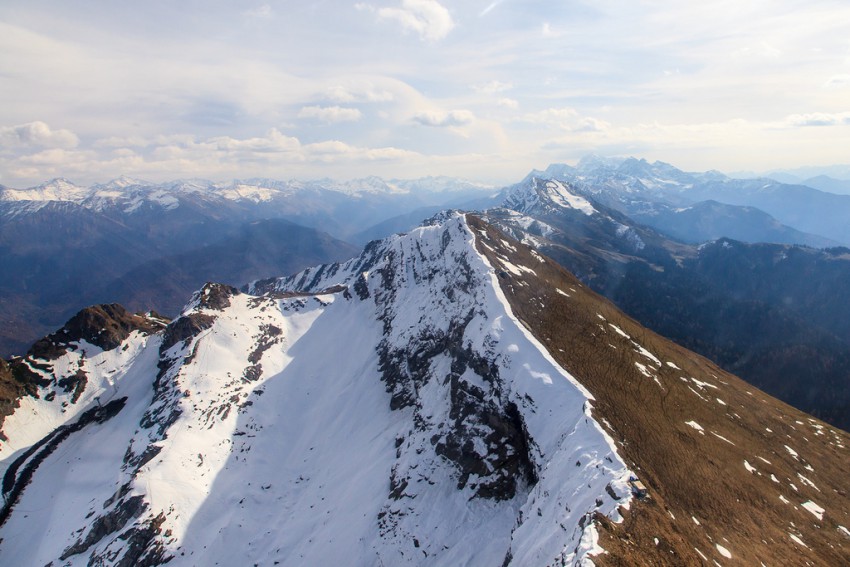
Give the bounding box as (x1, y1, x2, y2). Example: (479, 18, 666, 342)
(0, 213, 847, 566)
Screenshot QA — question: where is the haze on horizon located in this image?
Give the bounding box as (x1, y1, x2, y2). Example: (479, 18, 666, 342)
(1, 0, 849, 187)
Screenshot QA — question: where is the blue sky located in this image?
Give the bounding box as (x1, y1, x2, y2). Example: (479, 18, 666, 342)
(1, 0, 849, 185)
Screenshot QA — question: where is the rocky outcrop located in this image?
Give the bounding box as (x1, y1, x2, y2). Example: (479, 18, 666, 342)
(28, 304, 166, 360)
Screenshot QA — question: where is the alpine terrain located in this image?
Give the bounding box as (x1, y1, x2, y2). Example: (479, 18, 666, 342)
(0, 212, 848, 566)
(0, 175, 489, 357)
(487, 174, 850, 431)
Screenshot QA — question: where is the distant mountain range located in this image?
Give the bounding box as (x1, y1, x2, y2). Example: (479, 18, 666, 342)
(0, 176, 492, 356)
(526, 156, 850, 247)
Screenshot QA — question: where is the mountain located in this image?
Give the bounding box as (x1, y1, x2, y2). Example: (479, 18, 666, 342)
(546, 156, 850, 247)
(349, 205, 447, 245)
(0, 200, 355, 357)
(801, 175, 850, 196)
(0, 175, 490, 357)
(0, 213, 847, 565)
(763, 164, 850, 184)
(627, 200, 838, 248)
(0, 175, 494, 241)
(488, 177, 850, 430)
(96, 218, 359, 319)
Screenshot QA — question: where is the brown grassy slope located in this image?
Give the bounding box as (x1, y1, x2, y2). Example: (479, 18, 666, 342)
(468, 215, 850, 567)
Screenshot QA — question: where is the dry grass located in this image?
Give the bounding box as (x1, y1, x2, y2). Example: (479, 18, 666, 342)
(469, 214, 850, 566)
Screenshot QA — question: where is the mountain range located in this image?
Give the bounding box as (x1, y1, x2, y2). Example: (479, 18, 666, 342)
(530, 156, 850, 247)
(0, 176, 492, 357)
(1, 213, 847, 565)
(485, 173, 850, 431)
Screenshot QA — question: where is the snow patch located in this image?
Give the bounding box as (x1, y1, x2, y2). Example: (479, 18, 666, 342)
(801, 500, 824, 520)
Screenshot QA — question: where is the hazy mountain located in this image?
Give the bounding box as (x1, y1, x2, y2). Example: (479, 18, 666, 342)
(0, 175, 494, 241)
(801, 175, 850, 195)
(1, 213, 847, 565)
(96, 219, 359, 318)
(628, 200, 838, 248)
(542, 156, 850, 247)
(763, 164, 850, 183)
(0, 176, 491, 356)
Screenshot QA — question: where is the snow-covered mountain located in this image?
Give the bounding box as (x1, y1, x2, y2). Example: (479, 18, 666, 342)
(0, 175, 492, 212)
(0, 213, 632, 566)
(528, 156, 850, 247)
(2, 213, 848, 566)
(0, 174, 490, 357)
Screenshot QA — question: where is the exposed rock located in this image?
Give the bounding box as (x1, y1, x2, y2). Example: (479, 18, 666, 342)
(159, 314, 216, 355)
(28, 304, 166, 360)
(57, 368, 88, 403)
(193, 283, 239, 311)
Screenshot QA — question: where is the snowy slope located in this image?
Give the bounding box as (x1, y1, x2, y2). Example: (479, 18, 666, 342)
(0, 176, 492, 207)
(0, 213, 631, 566)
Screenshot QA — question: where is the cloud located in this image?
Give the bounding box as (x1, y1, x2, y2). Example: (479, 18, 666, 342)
(0, 121, 79, 149)
(297, 106, 363, 123)
(480, 0, 507, 17)
(541, 22, 564, 38)
(472, 81, 513, 94)
(243, 4, 273, 19)
(0, 128, 430, 185)
(733, 41, 782, 60)
(823, 75, 850, 89)
(326, 85, 395, 103)
(575, 117, 612, 132)
(371, 0, 455, 41)
(208, 129, 302, 153)
(783, 112, 850, 127)
(18, 148, 93, 165)
(413, 109, 475, 127)
(498, 98, 519, 109)
(94, 135, 150, 148)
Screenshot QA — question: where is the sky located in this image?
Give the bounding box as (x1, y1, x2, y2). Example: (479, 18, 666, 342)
(1, 0, 849, 187)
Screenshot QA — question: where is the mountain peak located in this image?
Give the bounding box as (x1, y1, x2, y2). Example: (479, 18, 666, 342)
(576, 154, 627, 172)
(0, 178, 89, 202)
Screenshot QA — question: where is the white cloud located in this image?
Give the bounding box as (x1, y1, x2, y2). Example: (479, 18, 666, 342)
(472, 81, 513, 94)
(297, 106, 363, 123)
(18, 148, 93, 165)
(94, 135, 149, 148)
(783, 112, 850, 127)
(498, 98, 519, 109)
(326, 85, 395, 103)
(480, 0, 506, 17)
(824, 75, 850, 89)
(243, 4, 273, 19)
(373, 0, 455, 41)
(733, 41, 783, 60)
(0, 121, 79, 149)
(412, 109, 475, 127)
(575, 117, 611, 132)
(541, 22, 564, 38)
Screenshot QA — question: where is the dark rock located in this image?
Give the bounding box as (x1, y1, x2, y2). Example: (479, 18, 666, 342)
(29, 304, 166, 360)
(57, 369, 88, 403)
(60, 495, 147, 560)
(194, 283, 239, 311)
(160, 314, 216, 355)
